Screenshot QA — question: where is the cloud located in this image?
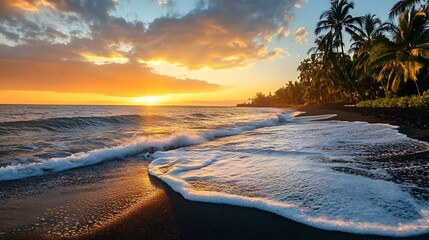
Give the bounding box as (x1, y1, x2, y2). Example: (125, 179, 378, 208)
(294, 0, 308, 9)
(283, 48, 291, 57)
(0, 0, 137, 50)
(153, 0, 175, 8)
(0, 60, 220, 97)
(136, 0, 298, 69)
(294, 27, 308, 44)
(278, 27, 291, 38)
(0, 0, 301, 96)
(0, 0, 299, 69)
(0, 0, 51, 13)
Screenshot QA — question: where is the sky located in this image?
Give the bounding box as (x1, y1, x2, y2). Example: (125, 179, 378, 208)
(0, 0, 397, 106)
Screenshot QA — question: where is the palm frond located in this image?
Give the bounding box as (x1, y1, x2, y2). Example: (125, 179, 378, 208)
(389, 0, 424, 19)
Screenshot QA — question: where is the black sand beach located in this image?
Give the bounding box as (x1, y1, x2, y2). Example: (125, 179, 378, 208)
(74, 106, 429, 240)
(79, 175, 429, 240)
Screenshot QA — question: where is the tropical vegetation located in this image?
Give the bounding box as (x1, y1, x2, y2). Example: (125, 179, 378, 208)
(356, 90, 429, 108)
(238, 0, 429, 108)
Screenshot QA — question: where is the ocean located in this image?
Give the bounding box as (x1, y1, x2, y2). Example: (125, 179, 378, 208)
(0, 105, 428, 238)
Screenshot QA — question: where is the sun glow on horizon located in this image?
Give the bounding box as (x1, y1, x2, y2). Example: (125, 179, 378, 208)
(80, 53, 129, 65)
(132, 96, 163, 105)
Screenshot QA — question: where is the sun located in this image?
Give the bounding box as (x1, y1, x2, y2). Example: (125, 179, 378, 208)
(133, 96, 162, 105)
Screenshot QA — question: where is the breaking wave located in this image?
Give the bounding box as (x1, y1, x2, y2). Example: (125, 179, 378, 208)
(0, 112, 309, 181)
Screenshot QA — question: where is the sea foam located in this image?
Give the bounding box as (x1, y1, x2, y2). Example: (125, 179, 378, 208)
(149, 120, 429, 237)
(0, 111, 304, 181)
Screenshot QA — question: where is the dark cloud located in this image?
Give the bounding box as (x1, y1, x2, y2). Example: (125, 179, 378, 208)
(0, 43, 82, 62)
(50, 0, 117, 22)
(0, 29, 19, 41)
(0, 0, 130, 45)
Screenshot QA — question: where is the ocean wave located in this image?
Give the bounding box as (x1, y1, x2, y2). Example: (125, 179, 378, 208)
(0, 114, 171, 132)
(190, 113, 209, 118)
(0, 112, 307, 181)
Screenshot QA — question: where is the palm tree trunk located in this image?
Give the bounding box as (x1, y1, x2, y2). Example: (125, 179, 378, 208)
(339, 32, 365, 102)
(346, 82, 353, 102)
(414, 80, 421, 96)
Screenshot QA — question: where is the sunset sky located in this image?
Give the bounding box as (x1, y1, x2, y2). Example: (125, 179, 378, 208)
(0, 0, 396, 106)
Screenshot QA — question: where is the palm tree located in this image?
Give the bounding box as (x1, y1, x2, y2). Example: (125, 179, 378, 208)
(389, 0, 428, 19)
(350, 14, 387, 98)
(315, 0, 365, 101)
(375, 8, 429, 95)
(350, 14, 386, 56)
(307, 37, 351, 102)
(298, 56, 323, 104)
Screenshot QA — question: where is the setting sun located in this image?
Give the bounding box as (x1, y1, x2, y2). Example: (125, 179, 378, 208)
(133, 96, 162, 105)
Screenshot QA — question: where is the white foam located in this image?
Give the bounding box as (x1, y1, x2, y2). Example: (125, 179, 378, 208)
(294, 113, 337, 121)
(0, 111, 299, 181)
(149, 120, 429, 237)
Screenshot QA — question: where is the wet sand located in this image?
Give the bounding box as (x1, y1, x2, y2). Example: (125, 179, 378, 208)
(78, 106, 429, 240)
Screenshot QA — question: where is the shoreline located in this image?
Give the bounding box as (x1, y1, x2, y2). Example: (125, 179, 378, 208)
(79, 106, 429, 240)
(297, 105, 429, 143)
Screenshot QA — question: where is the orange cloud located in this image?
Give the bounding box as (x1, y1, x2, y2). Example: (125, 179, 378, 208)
(0, 0, 299, 101)
(294, 27, 308, 44)
(137, 16, 285, 70)
(3, 0, 51, 11)
(134, 1, 298, 69)
(295, 0, 308, 9)
(0, 0, 299, 70)
(0, 60, 221, 97)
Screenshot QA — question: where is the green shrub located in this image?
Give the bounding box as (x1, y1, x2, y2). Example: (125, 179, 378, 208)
(356, 94, 429, 108)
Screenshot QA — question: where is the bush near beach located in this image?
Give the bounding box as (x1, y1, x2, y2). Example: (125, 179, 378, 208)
(356, 91, 429, 108)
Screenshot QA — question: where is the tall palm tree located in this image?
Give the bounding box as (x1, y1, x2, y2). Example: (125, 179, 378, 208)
(315, 0, 365, 101)
(376, 8, 429, 95)
(350, 14, 387, 98)
(389, 0, 428, 19)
